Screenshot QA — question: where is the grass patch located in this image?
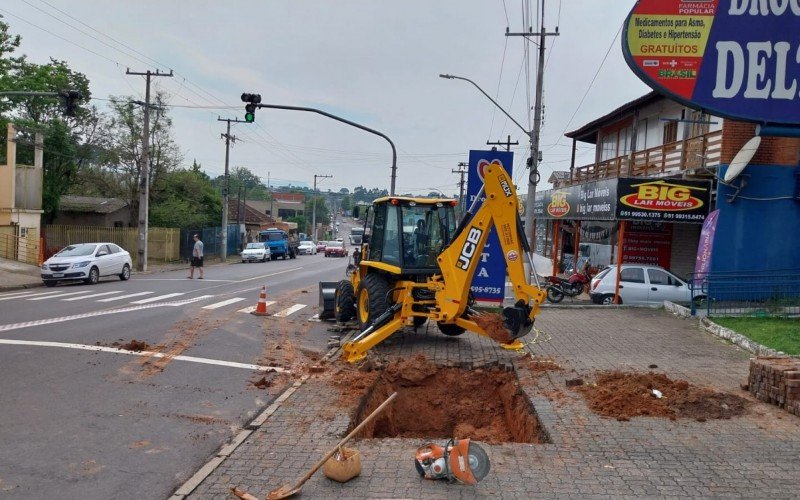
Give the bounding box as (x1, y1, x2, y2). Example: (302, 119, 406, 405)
(712, 317, 800, 355)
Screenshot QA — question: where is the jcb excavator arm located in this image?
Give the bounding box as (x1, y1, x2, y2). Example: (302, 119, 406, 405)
(435, 160, 545, 344)
(341, 161, 545, 363)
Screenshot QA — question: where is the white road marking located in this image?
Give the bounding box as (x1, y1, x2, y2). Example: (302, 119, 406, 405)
(0, 290, 61, 301)
(97, 291, 153, 302)
(0, 291, 41, 299)
(0, 339, 288, 373)
(62, 291, 124, 301)
(273, 304, 307, 317)
(130, 293, 184, 304)
(237, 301, 276, 314)
(27, 290, 93, 301)
(0, 295, 221, 333)
(202, 297, 246, 310)
(136, 278, 237, 282)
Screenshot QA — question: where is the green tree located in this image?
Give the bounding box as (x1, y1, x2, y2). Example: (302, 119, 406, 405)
(149, 167, 221, 227)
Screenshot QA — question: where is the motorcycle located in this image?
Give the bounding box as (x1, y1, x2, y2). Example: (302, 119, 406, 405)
(544, 261, 593, 303)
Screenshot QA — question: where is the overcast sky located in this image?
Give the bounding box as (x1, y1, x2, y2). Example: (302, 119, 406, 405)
(1, 0, 650, 195)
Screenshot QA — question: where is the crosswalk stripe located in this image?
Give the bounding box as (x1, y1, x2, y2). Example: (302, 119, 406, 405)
(130, 293, 184, 304)
(237, 301, 276, 314)
(202, 297, 247, 310)
(62, 291, 124, 301)
(0, 291, 44, 301)
(96, 291, 153, 302)
(273, 304, 307, 317)
(27, 290, 93, 301)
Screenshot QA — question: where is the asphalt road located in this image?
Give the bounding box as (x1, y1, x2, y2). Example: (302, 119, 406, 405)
(0, 245, 353, 499)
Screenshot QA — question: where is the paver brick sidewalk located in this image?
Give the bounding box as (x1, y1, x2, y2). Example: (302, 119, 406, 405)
(188, 308, 800, 499)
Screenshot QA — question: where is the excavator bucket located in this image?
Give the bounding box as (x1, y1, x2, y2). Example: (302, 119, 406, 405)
(501, 300, 534, 341)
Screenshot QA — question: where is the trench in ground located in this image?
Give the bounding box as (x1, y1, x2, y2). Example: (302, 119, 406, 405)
(349, 364, 550, 444)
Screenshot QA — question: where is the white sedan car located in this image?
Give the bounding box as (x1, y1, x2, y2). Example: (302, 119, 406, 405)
(41, 242, 132, 286)
(298, 241, 317, 255)
(589, 264, 704, 306)
(241, 242, 271, 263)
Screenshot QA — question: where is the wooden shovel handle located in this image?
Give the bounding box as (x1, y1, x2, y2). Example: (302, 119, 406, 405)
(289, 391, 397, 489)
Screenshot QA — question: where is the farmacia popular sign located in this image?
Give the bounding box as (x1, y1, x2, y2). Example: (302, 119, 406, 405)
(623, 0, 800, 124)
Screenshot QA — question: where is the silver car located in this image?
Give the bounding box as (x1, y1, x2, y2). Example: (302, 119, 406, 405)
(589, 264, 705, 306)
(241, 242, 271, 263)
(41, 242, 132, 287)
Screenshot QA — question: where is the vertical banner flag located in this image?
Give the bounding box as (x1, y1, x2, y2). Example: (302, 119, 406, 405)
(466, 149, 514, 302)
(693, 208, 719, 285)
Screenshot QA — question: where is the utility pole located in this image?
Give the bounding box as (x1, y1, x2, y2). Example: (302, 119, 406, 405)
(311, 174, 332, 242)
(126, 68, 173, 272)
(486, 135, 519, 152)
(506, 0, 559, 263)
(452, 162, 468, 214)
(217, 117, 248, 261)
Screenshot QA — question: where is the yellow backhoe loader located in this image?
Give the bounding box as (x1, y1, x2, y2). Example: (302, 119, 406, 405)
(320, 161, 546, 363)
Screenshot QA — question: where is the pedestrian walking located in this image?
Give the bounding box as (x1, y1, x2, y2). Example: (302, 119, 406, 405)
(188, 234, 204, 279)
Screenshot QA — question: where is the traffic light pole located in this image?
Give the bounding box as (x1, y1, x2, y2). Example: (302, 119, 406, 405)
(250, 103, 398, 195)
(218, 117, 249, 261)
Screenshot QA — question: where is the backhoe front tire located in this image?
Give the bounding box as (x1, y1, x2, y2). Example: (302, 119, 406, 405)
(334, 280, 356, 322)
(356, 273, 390, 331)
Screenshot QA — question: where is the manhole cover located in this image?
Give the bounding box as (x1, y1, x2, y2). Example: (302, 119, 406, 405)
(348, 356, 548, 444)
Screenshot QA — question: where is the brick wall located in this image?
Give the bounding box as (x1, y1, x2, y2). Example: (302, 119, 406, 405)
(669, 223, 700, 278)
(721, 121, 800, 166)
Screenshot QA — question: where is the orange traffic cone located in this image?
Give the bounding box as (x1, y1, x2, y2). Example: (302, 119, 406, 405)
(251, 285, 269, 316)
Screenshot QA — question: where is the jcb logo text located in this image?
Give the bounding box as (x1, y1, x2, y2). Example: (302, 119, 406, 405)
(457, 228, 483, 270)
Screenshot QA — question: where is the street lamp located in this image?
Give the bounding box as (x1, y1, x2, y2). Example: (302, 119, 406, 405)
(438, 73, 540, 284)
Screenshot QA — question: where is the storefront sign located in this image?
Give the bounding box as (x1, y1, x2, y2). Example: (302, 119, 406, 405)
(466, 150, 514, 302)
(616, 179, 711, 222)
(623, 221, 674, 268)
(623, 0, 800, 124)
(535, 178, 711, 223)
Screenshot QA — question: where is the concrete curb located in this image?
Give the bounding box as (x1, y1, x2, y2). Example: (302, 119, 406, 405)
(699, 316, 789, 357)
(0, 281, 43, 293)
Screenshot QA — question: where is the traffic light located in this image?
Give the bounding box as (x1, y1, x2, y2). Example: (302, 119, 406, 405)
(241, 93, 261, 123)
(59, 90, 83, 117)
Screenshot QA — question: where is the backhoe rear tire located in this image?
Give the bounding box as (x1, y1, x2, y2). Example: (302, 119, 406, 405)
(356, 273, 390, 331)
(334, 280, 356, 322)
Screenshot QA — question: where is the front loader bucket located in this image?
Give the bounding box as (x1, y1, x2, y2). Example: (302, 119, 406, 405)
(319, 281, 337, 320)
(501, 300, 534, 341)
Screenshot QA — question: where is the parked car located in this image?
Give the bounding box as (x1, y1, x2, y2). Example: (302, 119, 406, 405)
(41, 242, 132, 286)
(298, 240, 317, 255)
(324, 241, 347, 258)
(589, 264, 704, 306)
(241, 242, 271, 263)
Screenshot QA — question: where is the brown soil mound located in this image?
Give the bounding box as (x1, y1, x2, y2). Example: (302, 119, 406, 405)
(473, 312, 512, 344)
(348, 354, 545, 444)
(576, 371, 748, 422)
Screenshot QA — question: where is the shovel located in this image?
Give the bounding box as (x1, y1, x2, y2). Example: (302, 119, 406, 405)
(233, 391, 397, 500)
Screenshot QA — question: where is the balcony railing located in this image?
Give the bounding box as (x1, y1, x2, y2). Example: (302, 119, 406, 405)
(571, 130, 722, 184)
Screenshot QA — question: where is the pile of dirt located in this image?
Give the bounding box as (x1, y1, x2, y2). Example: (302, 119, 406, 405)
(347, 354, 545, 444)
(116, 340, 150, 352)
(473, 312, 512, 344)
(575, 371, 749, 422)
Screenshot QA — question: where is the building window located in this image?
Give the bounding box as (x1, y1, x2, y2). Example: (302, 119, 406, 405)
(663, 121, 678, 144)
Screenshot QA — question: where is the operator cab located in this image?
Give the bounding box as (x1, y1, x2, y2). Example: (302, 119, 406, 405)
(364, 197, 458, 274)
